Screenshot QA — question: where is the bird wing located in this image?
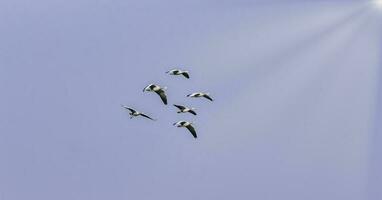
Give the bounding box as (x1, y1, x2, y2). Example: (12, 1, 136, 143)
(173, 104, 185, 110)
(188, 110, 197, 115)
(155, 89, 168, 105)
(203, 94, 213, 101)
(122, 106, 136, 113)
(181, 72, 190, 79)
(186, 125, 197, 138)
(139, 113, 155, 121)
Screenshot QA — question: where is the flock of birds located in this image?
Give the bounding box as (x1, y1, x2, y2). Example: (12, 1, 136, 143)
(121, 69, 213, 139)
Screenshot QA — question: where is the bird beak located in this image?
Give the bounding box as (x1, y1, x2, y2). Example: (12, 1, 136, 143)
(186, 94, 190, 97)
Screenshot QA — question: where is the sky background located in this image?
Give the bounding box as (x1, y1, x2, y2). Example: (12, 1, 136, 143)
(1, 0, 382, 199)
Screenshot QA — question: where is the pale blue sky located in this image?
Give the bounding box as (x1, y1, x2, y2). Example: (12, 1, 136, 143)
(1, 0, 381, 200)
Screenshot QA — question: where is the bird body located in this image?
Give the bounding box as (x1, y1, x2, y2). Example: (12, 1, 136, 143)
(166, 69, 190, 79)
(121, 105, 156, 120)
(143, 84, 168, 105)
(187, 92, 213, 101)
(173, 121, 197, 138)
(173, 104, 197, 115)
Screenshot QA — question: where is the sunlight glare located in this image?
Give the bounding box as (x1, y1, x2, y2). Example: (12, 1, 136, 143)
(373, 0, 382, 9)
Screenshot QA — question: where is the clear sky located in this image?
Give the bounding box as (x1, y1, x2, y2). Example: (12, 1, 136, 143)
(1, 0, 382, 199)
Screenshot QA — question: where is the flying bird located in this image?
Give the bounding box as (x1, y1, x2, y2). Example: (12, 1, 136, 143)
(121, 105, 156, 120)
(187, 92, 213, 101)
(143, 84, 168, 105)
(173, 121, 197, 139)
(166, 69, 190, 79)
(173, 104, 197, 115)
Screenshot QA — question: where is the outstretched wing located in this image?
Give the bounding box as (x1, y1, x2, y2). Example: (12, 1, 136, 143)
(181, 72, 190, 79)
(188, 110, 197, 115)
(155, 89, 167, 105)
(186, 125, 197, 138)
(203, 94, 213, 101)
(121, 105, 136, 113)
(173, 104, 186, 110)
(139, 113, 156, 121)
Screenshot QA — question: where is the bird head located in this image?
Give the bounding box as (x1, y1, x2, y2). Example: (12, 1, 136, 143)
(143, 86, 150, 92)
(166, 69, 176, 74)
(121, 105, 129, 110)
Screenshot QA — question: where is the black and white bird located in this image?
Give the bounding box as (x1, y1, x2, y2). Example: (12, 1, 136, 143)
(143, 84, 168, 105)
(173, 121, 197, 139)
(173, 104, 197, 115)
(121, 105, 156, 121)
(187, 92, 213, 101)
(166, 69, 190, 79)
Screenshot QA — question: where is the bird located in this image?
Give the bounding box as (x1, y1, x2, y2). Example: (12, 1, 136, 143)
(173, 121, 197, 138)
(166, 69, 190, 79)
(173, 104, 197, 115)
(187, 92, 213, 101)
(143, 84, 168, 105)
(121, 105, 156, 121)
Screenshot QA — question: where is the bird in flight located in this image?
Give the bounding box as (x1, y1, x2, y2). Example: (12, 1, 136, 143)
(173, 121, 197, 139)
(143, 84, 168, 105)
(166, 69, 190, 79)
(121, 105, 156, 121)
(187, 92, 213, 101)
(173, 104, 197, 115)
